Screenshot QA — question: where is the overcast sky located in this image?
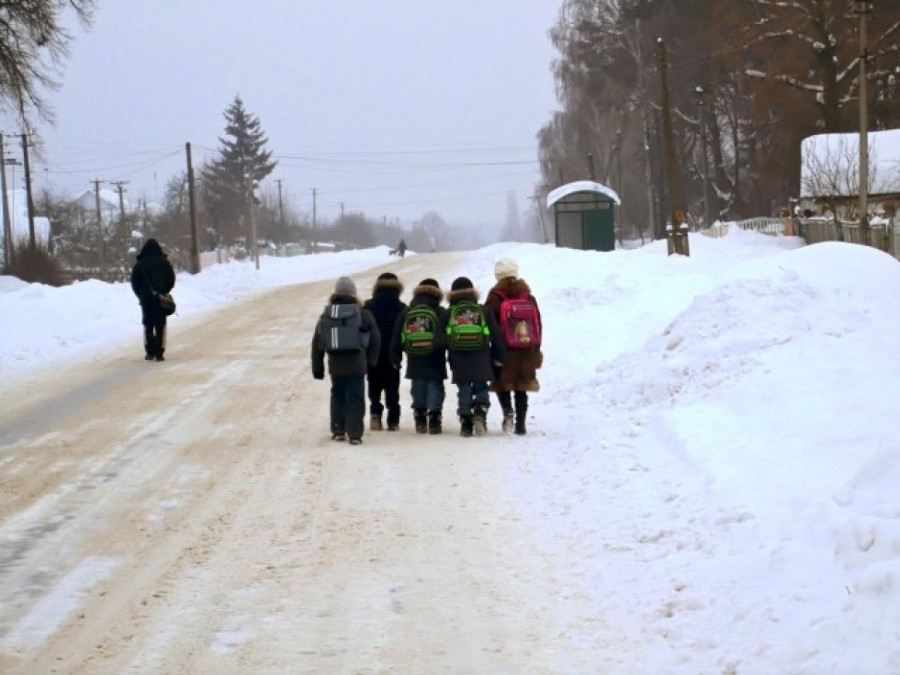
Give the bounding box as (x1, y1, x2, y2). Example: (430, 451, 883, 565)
(20, 1, 562, 229)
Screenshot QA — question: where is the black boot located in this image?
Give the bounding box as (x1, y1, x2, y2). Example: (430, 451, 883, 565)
(514, 391, 528, 436)
(497, 391, 514, 433)
(460, 414, 474, 437)
(386, 406, 400, 431)
(414, 409, 428, 434)
(473, 404, 488, 436)
(428, 410, 442, 435)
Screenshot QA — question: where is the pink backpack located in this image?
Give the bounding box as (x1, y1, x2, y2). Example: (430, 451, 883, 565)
(496, 292, 542, 349)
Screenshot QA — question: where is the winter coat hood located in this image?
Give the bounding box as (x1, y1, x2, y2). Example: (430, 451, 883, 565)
(411, 283, 443, 304)
(328, 293, 360, 305)
(446, 287, 480, 304)
(491, 277, 532, 298)
(136, 238, 166, 260)
(371, 274, 404, 297)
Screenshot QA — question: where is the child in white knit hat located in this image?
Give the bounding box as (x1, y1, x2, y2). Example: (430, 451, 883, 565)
(484, 258, 544, 435)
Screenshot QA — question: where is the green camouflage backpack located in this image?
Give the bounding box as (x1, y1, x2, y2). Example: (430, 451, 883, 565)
(446, 300, 489, 350)
(401, 304, 439, 355)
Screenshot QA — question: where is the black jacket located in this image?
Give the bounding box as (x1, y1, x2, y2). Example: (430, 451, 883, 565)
(442, 287, 506, 385)
(362, 276, 406, 369)
(311, 294, 381, 378)
(390, 283, 448, 381)
(130, 239, 176, 308)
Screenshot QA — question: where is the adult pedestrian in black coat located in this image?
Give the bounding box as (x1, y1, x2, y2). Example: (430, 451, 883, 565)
(362, 272, 407, 431)
(130, 238, 176, 361)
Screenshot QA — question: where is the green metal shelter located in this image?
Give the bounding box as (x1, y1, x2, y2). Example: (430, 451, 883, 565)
(547, 180, 621, 252)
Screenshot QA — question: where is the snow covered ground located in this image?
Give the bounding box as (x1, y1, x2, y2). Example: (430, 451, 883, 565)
(2, 230, 899, 672)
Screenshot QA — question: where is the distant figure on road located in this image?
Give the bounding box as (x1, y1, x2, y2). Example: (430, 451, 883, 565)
(130, 238, 175, 362)
(397, 238, 407, 258)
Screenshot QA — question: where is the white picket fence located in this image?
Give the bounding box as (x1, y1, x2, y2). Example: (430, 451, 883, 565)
(704, 217, 787, 238)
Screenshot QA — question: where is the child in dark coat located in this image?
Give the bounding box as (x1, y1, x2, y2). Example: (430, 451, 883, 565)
(362, 272, 407, 431)
(390, 278, 448, 434)
(442, 277, 506, 437)
(311, 276, 381, 444)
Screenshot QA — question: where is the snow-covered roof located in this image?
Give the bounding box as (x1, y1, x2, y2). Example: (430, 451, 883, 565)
(800, 129, 900, 197)
(1, 189, 51, 245)
(547, 180, 621, 207)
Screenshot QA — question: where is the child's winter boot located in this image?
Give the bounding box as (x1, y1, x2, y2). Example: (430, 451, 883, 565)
(370, 413, 383, 431)
(386, 406, 400, 431)
(414, 409, 428, 434)
(460, 414, 474, 437)
(473, 405, 488, 436)
(514, 393, 528, 436)
(498, 391, 514, 433)
(428, 410, 442, 435)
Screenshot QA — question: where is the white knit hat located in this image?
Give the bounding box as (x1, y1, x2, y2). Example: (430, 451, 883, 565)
(334, 276, 357, 296)
(494, 257, 519, 280)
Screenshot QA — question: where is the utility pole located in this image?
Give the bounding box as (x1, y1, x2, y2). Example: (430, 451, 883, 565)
(246, 177, 259, 271)
(696, 86, 713, 229)
(657, 38, 689, 256)
(856, 0, 872, 243)
(21, 134, 36, 251)
(0, 133, 12, 269)
(93, 179, 105, 277)
(185, 142, 200, 273)
(275, 178, 285, 245)
(112, 180, 129, 234)
(312, 188, 317, 253)
(588, 152, 596, 182)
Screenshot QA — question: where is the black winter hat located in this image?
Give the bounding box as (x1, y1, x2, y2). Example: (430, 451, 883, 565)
(451, 276, 474, 291)
(418, 278, 440, 288)
(377, 272, 399, 282)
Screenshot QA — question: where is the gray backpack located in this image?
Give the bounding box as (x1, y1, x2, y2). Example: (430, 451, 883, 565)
(316, 303, 368, 352)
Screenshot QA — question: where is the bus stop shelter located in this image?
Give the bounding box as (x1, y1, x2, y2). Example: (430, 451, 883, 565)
(546, 180, 621, 252)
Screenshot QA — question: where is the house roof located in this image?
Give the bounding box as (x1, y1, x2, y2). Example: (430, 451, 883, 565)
(800, 129, 900, 198)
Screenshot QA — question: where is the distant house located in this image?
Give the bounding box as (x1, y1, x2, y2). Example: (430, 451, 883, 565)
(1, 188, 51, 249)
(72, 188, 130, 223)
(799, 128, 900, 218)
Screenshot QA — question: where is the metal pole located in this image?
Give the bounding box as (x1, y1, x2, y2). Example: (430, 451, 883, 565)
(0, 134, 13, 268)
(186, 142, 200, 273)
(857, 0, 871, 243)
(21, 134, 36, 251)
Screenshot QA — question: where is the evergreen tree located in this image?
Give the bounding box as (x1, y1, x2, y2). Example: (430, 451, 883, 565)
(201, 95, 277, 245)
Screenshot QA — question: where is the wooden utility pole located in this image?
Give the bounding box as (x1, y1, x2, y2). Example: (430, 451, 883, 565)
(0, 133, 12, 268)
(93, 179, 105, 277)
(696, 86, 713, 229)
(247, 179, 259, 271)
(856, 0, 872, 243)
(112, 180, 129, 234)
(656, 38, 689, 256)
(20, 134, 36, 251)
(185, 142, 200, 273)
(312, 188, 317, 252)
(275, 178, 285, 244)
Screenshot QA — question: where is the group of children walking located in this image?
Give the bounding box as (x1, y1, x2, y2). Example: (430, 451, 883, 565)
(310, 257, 543, 444)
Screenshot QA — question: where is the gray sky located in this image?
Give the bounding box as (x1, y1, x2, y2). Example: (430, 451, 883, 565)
(26, 0, 561, 228)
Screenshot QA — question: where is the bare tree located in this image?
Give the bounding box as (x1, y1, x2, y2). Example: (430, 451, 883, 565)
(0, 0, 96, 132)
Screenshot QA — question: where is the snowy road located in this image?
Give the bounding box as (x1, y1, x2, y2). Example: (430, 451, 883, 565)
(0, 253, 622, 673)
